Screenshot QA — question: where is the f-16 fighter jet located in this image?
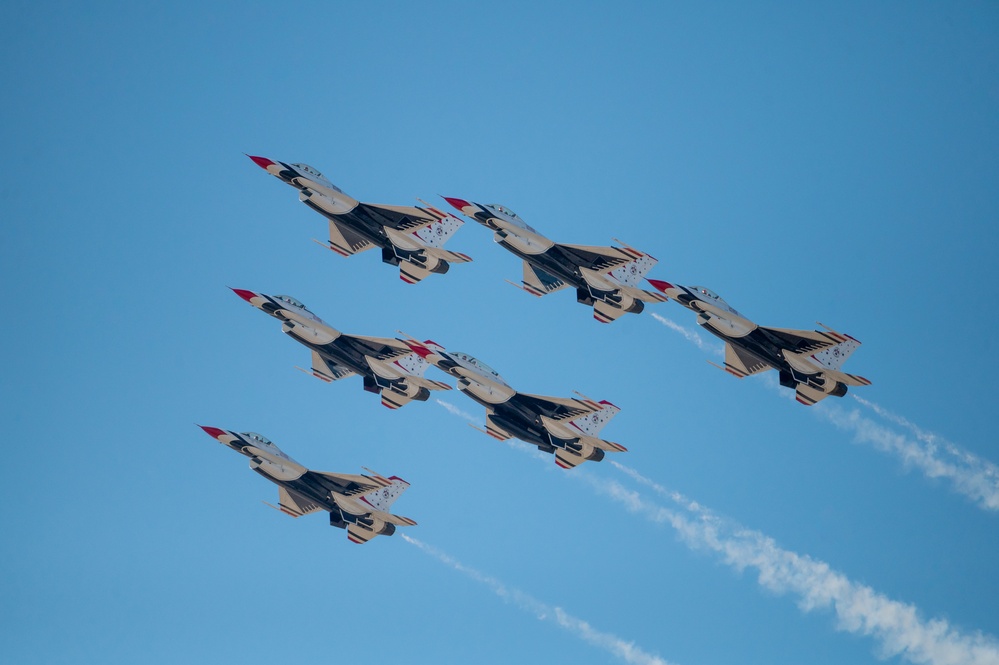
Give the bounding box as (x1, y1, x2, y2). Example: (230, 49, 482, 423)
(231, 288, 451, 409)
(198, 426, 416, 544)
(442, 197, 667, 323)
(646, 280, 871, 406)
(247, 155, 472, 284)
(401, 337, 626, 468)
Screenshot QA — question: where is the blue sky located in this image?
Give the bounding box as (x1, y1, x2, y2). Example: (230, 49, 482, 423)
(2, 2, 998, 664)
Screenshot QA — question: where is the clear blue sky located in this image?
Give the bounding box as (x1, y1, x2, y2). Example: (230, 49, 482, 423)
(2, 3, 998, 664)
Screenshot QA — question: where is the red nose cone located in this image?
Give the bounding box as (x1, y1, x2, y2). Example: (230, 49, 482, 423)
(442, 197, 471, 212)
(645, 279, 674, 293)
(247, 155, 275, 170)
(199, 425, 227, 439)
(230, 287, 258, 303)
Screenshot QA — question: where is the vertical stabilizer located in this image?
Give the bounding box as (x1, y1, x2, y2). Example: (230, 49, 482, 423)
(359, 477, 410, 512)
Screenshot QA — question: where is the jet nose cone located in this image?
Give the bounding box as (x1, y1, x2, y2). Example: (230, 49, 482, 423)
(230, 287, 258, 303)
(645, 279, 675, 294)
(198, 425, 227, 439)
(442, 197, 471, 212)
(247, 155, 275, 170)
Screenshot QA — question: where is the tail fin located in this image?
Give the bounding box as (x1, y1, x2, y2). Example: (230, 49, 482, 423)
(566, 400, 620, 437)
(410, 204, 465, 249)
(358, 476, 410, 512)
(606, 252, 658, 288)
(810, 324, 862, 370)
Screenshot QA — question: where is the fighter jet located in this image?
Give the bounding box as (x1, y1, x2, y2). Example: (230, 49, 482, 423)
(400, 337, 626, 468)
(231, 288, 451, 409)
(198, 426, 416, 544)
(647, 280, 871, 405)
(247, 155, 472, 284)
(442, 198, 667, 323)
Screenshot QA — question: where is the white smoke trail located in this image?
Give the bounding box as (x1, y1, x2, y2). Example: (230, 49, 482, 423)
(401, 534, 675, 665)
(815, 402, 999, 512)
(598, 462, 999, 665)
(435, 398, 478, 423)
(650, 313, 722, 356)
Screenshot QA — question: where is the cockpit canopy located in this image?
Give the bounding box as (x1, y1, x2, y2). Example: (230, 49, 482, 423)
(240, 432, 273, 446)
(691, 286, 742, 316)
(451, 351, 508, 385)
(292, 163, 324, 179)
(275, 294, 306, 309)
(274, 295, 325, 325)
(483, 203, 538, 233)
(291, 163, 342, 192)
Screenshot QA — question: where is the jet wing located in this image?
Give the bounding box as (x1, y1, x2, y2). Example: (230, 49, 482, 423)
(721, 343, 773, 378)
(759, 326, 842, 353)
(519, 262, 568, 296)
(555, 243, 637, 271)
(277, 487, 325, 518)
(339, 335, 414, 362)
(309, 470, 392, 496)
(308, 351, 357, 383)
(360, 203, 439, 231)
(326, 219, 375, 257)
(512, 392, 604, 421)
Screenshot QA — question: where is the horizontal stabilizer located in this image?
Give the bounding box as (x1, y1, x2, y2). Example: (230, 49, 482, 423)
(593, 299, 627, 324)
(579, 435, 627, 453)
(399, 262, 433, 285)
(555, 448, 587, 469)
(795, 383, 832, 406)
(421, 245, 473, 264)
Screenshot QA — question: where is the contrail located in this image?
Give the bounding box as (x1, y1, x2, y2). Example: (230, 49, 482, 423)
(401, 534, 675, 665)
(598, 462, 999, 665)
(815, 401, 999, 512)
(435, 398, 478, 423)
(652, 313, 999, 511)
(650, 313, 722, 356)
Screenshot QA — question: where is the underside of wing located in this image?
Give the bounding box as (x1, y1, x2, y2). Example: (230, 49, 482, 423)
(722, 343, 773, 379)
(325, 219, 375, 257)
(309, 351, 357, 383)
(309, 470, 391, 497)
(759, 326, 842, 353)
(513, 392, 602, 422)
(520, 261, 567, 296)
(795, 383, 834, 406)
(555, 243, 637, 271)
(340, 335, 413, 362)
(277, 487, 324, 518)
(361, 203, 437, 231)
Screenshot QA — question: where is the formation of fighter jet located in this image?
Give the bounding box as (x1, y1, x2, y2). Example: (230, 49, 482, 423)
(247, 155, 472, 284)
(231, 288, 450, 409)
(198, 426, 415, 543)
(647, 280, 871, 405)
(442, 197, 668, 323)
(400, 336, 626, 468)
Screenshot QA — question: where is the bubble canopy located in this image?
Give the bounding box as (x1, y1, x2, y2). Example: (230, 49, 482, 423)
(240, 432, 273, 446)
(450, 351, 508, 385)
(691, 286, 742, 317)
